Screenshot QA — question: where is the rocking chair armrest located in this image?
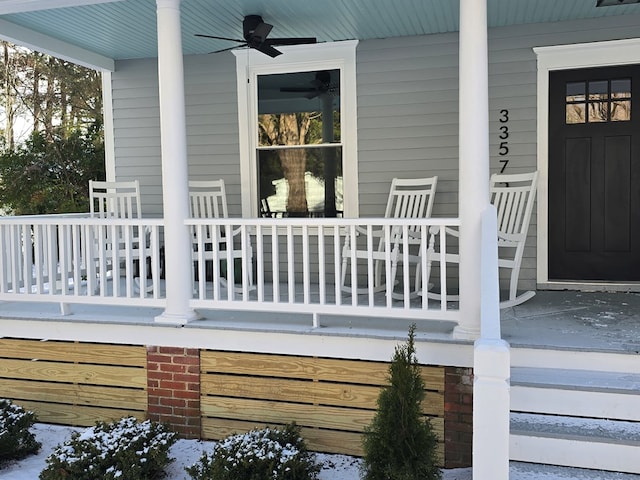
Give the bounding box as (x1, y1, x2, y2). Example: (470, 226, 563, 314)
(428, 225, 459, 238)
(496, 230, 523, 243)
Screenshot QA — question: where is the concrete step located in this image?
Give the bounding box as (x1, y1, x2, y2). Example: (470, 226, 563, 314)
(510, 461, 640, 480)
(511, 367, 640, 421)
(510, 413, 640, 474)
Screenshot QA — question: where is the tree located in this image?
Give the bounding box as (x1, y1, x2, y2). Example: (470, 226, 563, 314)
(0, 124, 105, 214)
(0, 42, 104, 214)
(361, 324, 442, 480)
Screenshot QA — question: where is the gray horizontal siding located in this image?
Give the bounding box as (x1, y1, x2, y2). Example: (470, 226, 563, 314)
(110, 53, 240, 216)
(109, 12, 640, 291)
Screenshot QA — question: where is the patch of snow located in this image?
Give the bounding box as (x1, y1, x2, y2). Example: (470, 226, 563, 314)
(4, 423, 637, 479)
(0, 423, 474, 480)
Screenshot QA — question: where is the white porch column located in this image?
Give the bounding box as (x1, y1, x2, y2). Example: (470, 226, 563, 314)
(455, 0, 490, 340)
(154, 0, 199, 324)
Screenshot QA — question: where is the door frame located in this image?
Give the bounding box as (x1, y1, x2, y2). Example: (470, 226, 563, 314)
(534, 38, 640, 291)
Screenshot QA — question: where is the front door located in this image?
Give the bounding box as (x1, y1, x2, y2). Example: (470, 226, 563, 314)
(549, 65, 640, 281)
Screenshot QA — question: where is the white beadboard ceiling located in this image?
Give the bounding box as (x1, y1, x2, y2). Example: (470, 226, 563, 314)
(1, 0, 640, 61)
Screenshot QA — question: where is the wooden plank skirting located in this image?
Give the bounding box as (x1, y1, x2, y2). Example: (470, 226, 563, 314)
(200, 351, 446, 459)
(0, 339, 460, 464)
(0, 338, 147, 426)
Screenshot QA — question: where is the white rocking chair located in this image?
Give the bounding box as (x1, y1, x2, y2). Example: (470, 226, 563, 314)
(341, 176, 438, 300)
(189, 180, 254, 294)
(88, 180, 147, 293)
(427, 171, 538, 308)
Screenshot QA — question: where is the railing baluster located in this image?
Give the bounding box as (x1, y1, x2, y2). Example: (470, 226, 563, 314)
(302, 224, 310, 305)
(317, 225, 326, 305)
(287, 225, 295, 304)
(256, 224, 265, 302)
(241, 224, 250, 299)
(383, 225, 392, 308)
(439, 226, 448, 312)
(271, 224, 279, 303)
(402, 225, 411, 308)
(333, 225, 341, 305)
(46, 224, 56, 294)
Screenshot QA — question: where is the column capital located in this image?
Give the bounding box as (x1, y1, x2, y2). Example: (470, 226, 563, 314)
(156, 0, 180, 9)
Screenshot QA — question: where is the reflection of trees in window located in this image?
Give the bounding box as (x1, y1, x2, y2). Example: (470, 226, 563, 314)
(565, 78, 631, 124)
(259, 112, 316, 215)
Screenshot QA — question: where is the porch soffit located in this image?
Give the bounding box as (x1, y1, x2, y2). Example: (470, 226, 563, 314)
(1, 0, 640, 64)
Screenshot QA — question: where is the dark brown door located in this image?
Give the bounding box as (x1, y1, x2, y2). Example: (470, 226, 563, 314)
(549, 65, 640, 281)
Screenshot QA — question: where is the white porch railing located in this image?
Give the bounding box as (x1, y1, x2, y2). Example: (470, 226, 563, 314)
(0, 214, 164, 307)
(0, 214, 462, 327)
(188, 217, 461, 326)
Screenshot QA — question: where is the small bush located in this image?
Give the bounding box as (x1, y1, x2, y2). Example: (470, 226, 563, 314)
(186, 423, 320, 480)
(361, 324, 442, 480)
(39, 416, 177, 480)
(0, 399, 40, 466)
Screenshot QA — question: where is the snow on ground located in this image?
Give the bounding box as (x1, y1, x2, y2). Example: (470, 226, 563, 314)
(3, 423, 639, 479)
(0, 423, 471, 480)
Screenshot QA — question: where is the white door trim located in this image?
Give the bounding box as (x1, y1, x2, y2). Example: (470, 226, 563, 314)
(534, 38, 640, 290)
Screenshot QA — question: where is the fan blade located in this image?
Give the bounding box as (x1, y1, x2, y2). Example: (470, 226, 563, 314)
(266, 37, 317, 46)
(211, 44, 247, 54)
(195, 34, 246, 43)
(257, 43, 283, 58)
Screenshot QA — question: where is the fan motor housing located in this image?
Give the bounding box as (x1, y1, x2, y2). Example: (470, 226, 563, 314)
(243, 15, 265, 42)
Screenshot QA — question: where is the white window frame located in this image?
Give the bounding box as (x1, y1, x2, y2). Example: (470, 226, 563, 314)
(534, 38, 640, 288)
(234, 40, 358, 218)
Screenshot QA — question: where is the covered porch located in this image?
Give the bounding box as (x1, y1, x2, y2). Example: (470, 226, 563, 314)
(2, 0, 640, 477)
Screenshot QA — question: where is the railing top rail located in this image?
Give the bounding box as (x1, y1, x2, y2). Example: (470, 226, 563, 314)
(0, 215, 164, 226)
(185, 217, 461, 227)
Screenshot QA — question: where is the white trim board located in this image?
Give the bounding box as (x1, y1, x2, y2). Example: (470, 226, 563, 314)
(0, 0, 123, 14)
(534, 39, 640, 288)
(0, 18, 114, 71)
(0, 318, 473, 367)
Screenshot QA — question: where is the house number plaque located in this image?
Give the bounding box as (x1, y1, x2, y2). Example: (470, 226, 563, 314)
(498, 109, 509, 173)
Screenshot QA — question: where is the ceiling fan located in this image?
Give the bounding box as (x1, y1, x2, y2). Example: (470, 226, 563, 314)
(280, 71, 339, 99)
(195, 15, 316, 58)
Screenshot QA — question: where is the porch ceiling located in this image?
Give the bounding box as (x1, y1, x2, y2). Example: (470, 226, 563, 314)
(1, 0, 640, 65)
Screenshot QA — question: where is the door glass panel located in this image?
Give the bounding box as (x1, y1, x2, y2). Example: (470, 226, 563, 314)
(257, 70, 342, 217)
(588, 102, 608, 122)
(588, 80, 608, 100)
(611, 78, 631, 98)
(566, 104, 586, 124)
(566, 82, 585, 102)
(611, 100, 631, 121)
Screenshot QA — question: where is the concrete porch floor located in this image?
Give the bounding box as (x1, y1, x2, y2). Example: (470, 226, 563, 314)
(501, 290, 640, 354)
(0, 290, 639, 354)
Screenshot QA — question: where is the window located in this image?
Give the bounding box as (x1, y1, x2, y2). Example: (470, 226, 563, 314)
(257, 70, 342, 217)
(234, 41, 358, 218)
(565, 78, 631, 124)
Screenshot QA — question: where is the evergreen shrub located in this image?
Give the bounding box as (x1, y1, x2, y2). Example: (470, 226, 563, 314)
(361, 324, 442, 480)
(39, 416, 176, 480)
(186, 423, 320, 480)
(0, 399, 40, 466)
